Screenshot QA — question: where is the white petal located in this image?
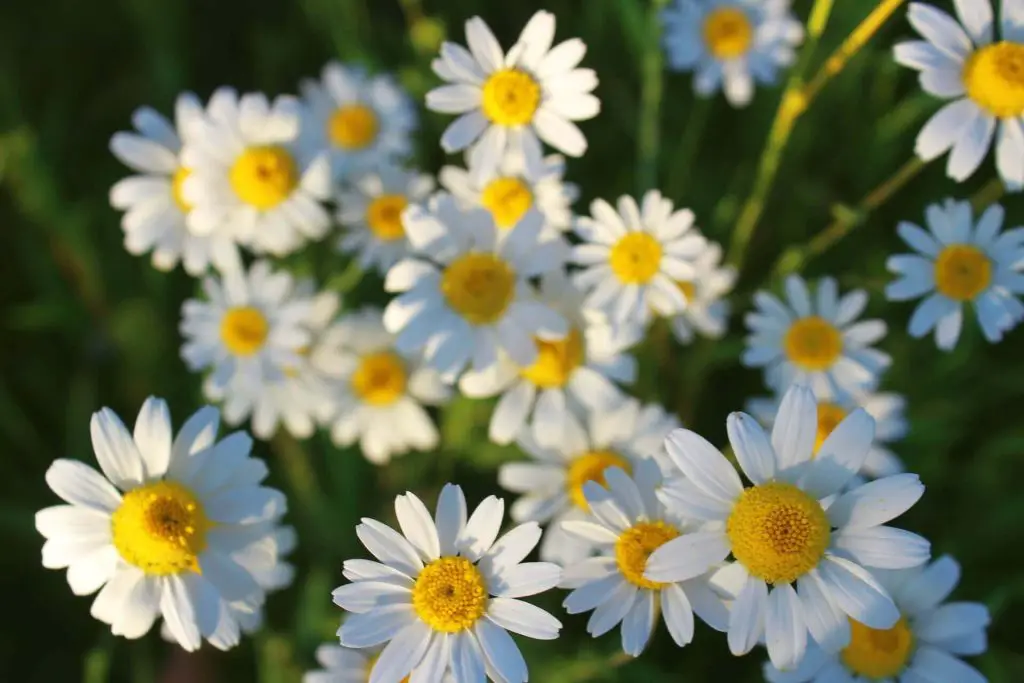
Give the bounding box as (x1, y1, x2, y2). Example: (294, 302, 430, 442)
(916, 602, 990, 643)
(133, 397, 173, 479)
(487, 598, 562, 640)
(798, 570, 850, 653)
(953, 0, 993, 45)
(827, 474, 925, 528)
(818, 555, 899, 629)
(661, 583, 696, 646)
(435, 483, 468, 557)
(475, 620, 528, 683)
(765, 583, 807, 671)
(644, 531, 731, 583)
(395, 492, 442, 562)
(44, 460, 121, 512)
(771, 385, 818, 471)
(489, 563, 561, 598)
(915, 99, 979, 162)
(832, 526, 931, 569)
(356, 518, 425, 576)
(899, 555, 961, 614)
(457, 496, 505, 561)
(331, 581, 412, 613)
(338, 604, 417, 648)
(664, 429, 744, 503)
(947, 111, 995, 182)
(479, 523, 543, 579)
(160, 574, 201, 651)
(621, 590, 656, 656)
(369, 621, 433, 683)
(728, 576, 767, 656)
(489, 382, 535, 445)
(727, 412, 777, 484)
(908, 645, 987, 683)
(90, 408, 145, 490)
(451, 630, 486, 683)
(800, 408, 874, 499)
(410, 635, 449, 683)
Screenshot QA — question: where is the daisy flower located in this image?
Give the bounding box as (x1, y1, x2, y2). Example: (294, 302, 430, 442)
(744, 275, 891, 400)
(304, 643, 455, 683)
(571, 190, 707, 329)
(383, 194, 568, 382)
(498, 399, 680, 567)
(886, 198, 1024, 350)
(666, 241, 737, 345)
(764, 555, 990, 683)
(36, 398, 287, 651)
(336, 165, 436, 275)
(661, 0, 804, 107)
(322, 307, 452, 465)
(647, 385, 931, 670)
(560, 458, 730, 655)
(894, 0, 1024, 188)
(299, 61, 417, 181)
(332, 485, 563, 683)
(426, 10, 600, 173)
(459, 272, 639, 447)
(181, 87, 332, 256)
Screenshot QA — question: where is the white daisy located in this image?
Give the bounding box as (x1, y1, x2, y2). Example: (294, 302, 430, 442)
(666, 241, 737, 345)
(459, 271, 640, 447)
(35, 398, 287, 651)
(322, 307, 452, 465)
(383, 194, 568, 382)
(886, 197, 1024, 350)
(336, 164, 435, 276)
(304, 643, 455, 683)
(299, 61, 417, 181)
(647, 385, 931, 670)
(894, 0, 1024, 188)
(333, 485, 563, 683)
(764, 555, 990, 683)
(661, 0, 804, 107)
(571, 190, 707, 329)
(743, 275, 892, 401)
(181, 87, 332, 256)
(426, 10, 600, 174)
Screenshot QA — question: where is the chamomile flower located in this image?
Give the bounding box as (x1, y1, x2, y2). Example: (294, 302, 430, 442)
(648, 385, 931, 670)
(336, 165, 435, 275)
(571, 191, 707, 329)
(560, 458, 730, 655)
(304, 643, 455, 683)
(333, 485, 563, 683)
(181, 88, 332, 256)
(426, 10, 600, 173)
(36, 398, 286, 651)
(744, 276, 891, 400)
(886, 198, 1024, 350)
(894, 0, 1024, 188)
(661, 0, 804, 107)
(383, 194, 568, 382)
(764, 555, 990, 683)
(666, 241, 737, 344)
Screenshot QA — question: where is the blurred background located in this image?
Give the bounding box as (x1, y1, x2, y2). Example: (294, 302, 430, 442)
(1, 0, 1023, 681)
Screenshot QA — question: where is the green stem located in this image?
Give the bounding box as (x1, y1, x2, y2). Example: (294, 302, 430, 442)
(635, 0, 671, 195)
(271, 431, 330, 556)
(970, 177, 1006, 211)
(666, 96, 712, 199)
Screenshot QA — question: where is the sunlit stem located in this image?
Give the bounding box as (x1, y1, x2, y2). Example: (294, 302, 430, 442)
(970, 176, 1006, 211)
(636, 0, 672, 194)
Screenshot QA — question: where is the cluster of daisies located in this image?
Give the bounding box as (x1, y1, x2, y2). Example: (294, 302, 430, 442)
(35, 1, 1022, 682)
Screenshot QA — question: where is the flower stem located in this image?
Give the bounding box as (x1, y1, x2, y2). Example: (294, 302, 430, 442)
(666, 96, 712, 199)
(970, 177, 1006, 211)
(271, 430, 331, 557)
(636, 0, 671, 195)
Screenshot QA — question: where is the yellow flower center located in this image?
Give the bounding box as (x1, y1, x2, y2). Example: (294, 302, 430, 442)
(963, 42, 1024, 118)
(841, 617, 915, 679)
(365, 194, 408, 241)
(110, 480, 210, 575)
(481, 177, 534, 229)
(440, 253, 516, 325)
(783, 316, 843, 372)
(519, 327, 584, 389)
(814, 403, 847, 455)
(610, 232, 663, 284)
(615, 521, 681, 590)
(703, 7, 754, 59)
(726, 482, 831, 585)
(327, 103, 379, 150)
(171, 167, 192, 212)
(933, 244, 992, 302)
(351, 351, 407, 406)
(229, 146, 299, 209)
(220, 306, 270, 356)
(411, 557, 488, 633)
(481, 69, 541, 126)
(676, 280, 697, 302)
(566, 450, 631, 511)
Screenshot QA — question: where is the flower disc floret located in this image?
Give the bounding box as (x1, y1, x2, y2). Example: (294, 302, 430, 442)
(111, 480, 210, 576)
(220, 306, 270, 356)
(328, 104, 380, 150)
(615, 521, 680, 590)
(841, 617, 915, 679)
(351, 351, 407, 406)
(566, 450, 631, 510)
(519, 327, 584, 389)
(412, 556, 488, 633)
(229, 146, 299, 209)
(703, 7, 754, 59)
(609, 232, 663, 284)
(783, 316, 843, 371)
(440, 253, 516, 325)
(963, 42, 1024, 118)
(933, 244, 992, 301)
(480, 69, 541, 126)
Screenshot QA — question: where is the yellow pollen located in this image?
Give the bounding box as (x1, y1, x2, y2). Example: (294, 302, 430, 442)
(171, 167, 192, 212)
(220, 306, 270, 356)
(351, 351, 407, 406)
(412, 557, 488, 632)
(327, 103, 379, 150)
(110, 480, 209, 576)
(726, 482, 831, 585)
(814, 403, 847, 456)
(933, 244, 992, 302)
(366, 194, 408, 241)
(229, 146, 298, 209)
(440, 253, 516, 325)
(481, 69, 541, 126)
(841, 617, 915, 679)
(783, 316, 843, 372)
(481, 177, 534, 229)
(963, 42, 1024, 118)
(610, 232, 663, 284)
(566, 450, 631, 511)
(615, 521, 680, 590)
(676, 279, 697, 302)
(520, 328, 584, 389)
(703, 7, 754, 59)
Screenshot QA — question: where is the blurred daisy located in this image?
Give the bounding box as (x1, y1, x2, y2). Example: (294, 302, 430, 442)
(571, 191, 706, 329)
(666, 241, 737, 344)
(333, 485, 562, 683)
(661, 0, 804, 107)
(304, 643, 455, 683)
(744, 275, 891, 400)
(181, 88, 332, 256)
(383, 194, 568, 382)
(300, 62, 417, 181)
(109, 93, 240, 274)
(648, 385, 930, 670)
(886, 198, 1024, 350)
(36, 398, 286, 651)
(894, 0, 1024, 188)
(336, 165, 435, 275)
(426, 10, 600, 173)
(764, 555, 990, 683)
